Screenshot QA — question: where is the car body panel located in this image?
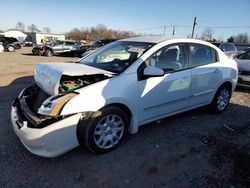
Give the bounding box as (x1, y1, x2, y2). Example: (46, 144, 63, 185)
(190, 62, 223, 106)
(139, 69, 191, 123)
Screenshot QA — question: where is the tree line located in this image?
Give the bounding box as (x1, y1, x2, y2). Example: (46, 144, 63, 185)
(65, 24, 137, 41)
(200, 27, 249, 44)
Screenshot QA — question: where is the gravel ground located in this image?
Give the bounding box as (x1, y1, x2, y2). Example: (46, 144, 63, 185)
(0, 48, 250, 188)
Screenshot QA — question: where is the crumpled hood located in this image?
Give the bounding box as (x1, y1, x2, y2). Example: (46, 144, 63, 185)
(236, 59, 250, 71)
(34, 62, 113, 95)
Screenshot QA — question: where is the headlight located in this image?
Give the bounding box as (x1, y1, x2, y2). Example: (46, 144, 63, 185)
(38, 93, 77, 116)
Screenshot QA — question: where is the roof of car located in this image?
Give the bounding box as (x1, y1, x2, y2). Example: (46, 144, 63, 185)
(119, 37, 216, 46)
(119, 36, 169, 43)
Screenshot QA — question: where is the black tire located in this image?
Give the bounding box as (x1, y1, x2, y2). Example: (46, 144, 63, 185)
(37, 50, 43, 56)
(77, 106, 129, 154)
(7, 45, 15, 52)
(45, 49, 52, 57)
(210, 84, 231, 114)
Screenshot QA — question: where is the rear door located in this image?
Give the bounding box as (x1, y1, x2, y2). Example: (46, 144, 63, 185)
(53, 41, 64, 54)
(63, 41, 75, 52)
(189, 44, 222, 107)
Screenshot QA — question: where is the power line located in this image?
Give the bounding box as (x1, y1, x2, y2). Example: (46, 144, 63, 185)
(198, 25, 250, 29)
(131, 25, 250, 32)
(131, 26, 170, 32)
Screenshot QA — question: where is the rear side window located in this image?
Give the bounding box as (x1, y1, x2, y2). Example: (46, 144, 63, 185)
(65, 41, 74, 45)
(190, 44, 217, 67)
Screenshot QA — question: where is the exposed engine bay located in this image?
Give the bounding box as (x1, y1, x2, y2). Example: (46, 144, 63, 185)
(59, 74, 112, 93)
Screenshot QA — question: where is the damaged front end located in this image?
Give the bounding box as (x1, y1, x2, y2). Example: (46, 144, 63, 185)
(12, 85, 73, 129)
(11, 85, 84, 157)
(12, 73, 111, 129)
(10, 62, 114, 157)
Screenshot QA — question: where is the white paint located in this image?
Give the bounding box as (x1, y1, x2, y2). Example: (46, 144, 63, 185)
(3, 30, 27, 42)
(11, 37, 238, 157)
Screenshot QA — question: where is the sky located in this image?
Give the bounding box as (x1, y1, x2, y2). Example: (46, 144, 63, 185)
(0, 0, 249, 40)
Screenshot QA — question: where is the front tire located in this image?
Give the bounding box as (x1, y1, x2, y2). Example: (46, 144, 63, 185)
(45, 49, 52, 57)
(210, 84, 231, 114)
(77, 106, 129, 154)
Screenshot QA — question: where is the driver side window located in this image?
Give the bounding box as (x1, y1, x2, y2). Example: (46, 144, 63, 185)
(145, 44, 187, 72)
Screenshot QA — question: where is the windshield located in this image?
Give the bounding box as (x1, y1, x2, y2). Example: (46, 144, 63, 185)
(79, 41, 154, 73)
(220, 43, 237, 52)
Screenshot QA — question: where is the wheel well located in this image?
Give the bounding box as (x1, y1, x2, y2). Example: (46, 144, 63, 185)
(221, 81, 232, 92)
(45, 47, 53, 53)
(106, 103, 132, 121)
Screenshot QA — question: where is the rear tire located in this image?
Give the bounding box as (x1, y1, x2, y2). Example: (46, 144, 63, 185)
(7, 45, 15, 52)
(45, 49, 52, 57)
(210, 84, 231, 114)
(77, 106, 129, 154)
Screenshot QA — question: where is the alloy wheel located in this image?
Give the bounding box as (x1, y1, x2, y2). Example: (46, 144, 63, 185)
(94, 114, 124, 149)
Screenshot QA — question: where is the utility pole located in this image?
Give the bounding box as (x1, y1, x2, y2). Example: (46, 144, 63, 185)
(191, 17, 197, 38)
(172, 25, 176, 37)
(163, 25, 166, 36)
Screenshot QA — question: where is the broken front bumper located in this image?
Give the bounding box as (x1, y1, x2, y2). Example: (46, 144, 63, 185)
(11, 87, 82, 158)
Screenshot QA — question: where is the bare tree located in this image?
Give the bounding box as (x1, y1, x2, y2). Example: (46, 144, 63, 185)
(43, 27, 51, 33)
(27, 24, 40, 32)
(65, 28, 83, 40)
(66, 24, 137, 42)
(201, 27, 214, 41)
(16, 21, 25, 31)
(234, 33, 249, 44)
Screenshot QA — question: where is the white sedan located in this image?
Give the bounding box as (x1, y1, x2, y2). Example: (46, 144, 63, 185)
(11, 37, 238, 157)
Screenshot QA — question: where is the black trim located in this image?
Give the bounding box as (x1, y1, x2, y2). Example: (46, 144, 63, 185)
(19, 96, 43, 125)
(137, 62, 147, 81)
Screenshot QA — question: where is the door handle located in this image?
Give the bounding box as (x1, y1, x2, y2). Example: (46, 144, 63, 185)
(213, 69, 220, 74)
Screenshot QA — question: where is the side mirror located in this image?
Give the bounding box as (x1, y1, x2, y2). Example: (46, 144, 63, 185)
(143, 66, 164, 77)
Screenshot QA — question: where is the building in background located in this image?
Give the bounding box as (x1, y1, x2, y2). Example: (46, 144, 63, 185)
(26, 32, 65, 45)
(0, 30, 27, 42)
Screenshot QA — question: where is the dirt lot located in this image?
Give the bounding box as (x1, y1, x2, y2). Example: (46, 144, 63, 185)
(0, 48, 250, 188)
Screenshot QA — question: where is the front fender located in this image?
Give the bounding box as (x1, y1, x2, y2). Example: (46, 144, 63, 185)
(59, 74, 140, 134)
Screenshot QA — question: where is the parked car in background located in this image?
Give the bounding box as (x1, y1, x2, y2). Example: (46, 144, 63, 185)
(238, 47, 250, 56)
(0, 36, 22, 52)
(11, 37, 238, 157)
(32, 40, 81, 57)
(219, 42, 238, 58)
(235, 48, 250, 87)
(0, 42, 4, 53)
(22, 40, 33, 47)
(76, 38, 116, 57)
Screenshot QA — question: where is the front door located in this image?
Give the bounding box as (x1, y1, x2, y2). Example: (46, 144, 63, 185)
(138, 43, 191, 124)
